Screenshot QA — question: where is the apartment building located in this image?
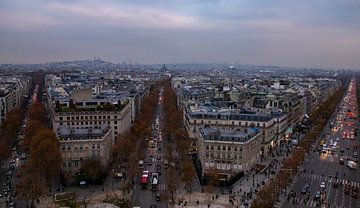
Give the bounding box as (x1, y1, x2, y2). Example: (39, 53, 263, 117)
(197, 127, 261, 179)
(0, 76, 31, 125)
(184, 104, 287, 157)
(58, 124, 113, 175)
(49, 99, 131, 141)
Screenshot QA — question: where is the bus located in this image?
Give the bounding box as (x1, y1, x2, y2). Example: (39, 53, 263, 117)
(151, 172, 159, 191)
(140, 171, 149, 189)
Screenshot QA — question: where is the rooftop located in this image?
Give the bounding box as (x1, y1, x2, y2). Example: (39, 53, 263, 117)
(57, 124, 110, 141)
(199, 127, 260, 143)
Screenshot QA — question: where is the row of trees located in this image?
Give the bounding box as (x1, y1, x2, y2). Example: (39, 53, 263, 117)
(17, 100, 62, 203)
(252, 86, 346, 208)
(162, 79, 196, 203)
(0, 108, 23, 162)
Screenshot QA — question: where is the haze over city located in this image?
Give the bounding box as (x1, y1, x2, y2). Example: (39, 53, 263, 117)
(1, 0, 360, 68)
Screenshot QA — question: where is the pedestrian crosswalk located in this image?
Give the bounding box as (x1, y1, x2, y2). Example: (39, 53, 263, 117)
(299, 173, 328, 181)
(133, 184, 168, 190)
(290, 197, 320, 208)
(299, 173, 360, 188)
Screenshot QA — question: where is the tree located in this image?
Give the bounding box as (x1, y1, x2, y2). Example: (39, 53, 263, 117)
(28, 101, 46, 124)
(113, 131, 136, 165)
(16, 164, 46, 205)
(23, 119, 45, 152)
(30, 128, 62, 185)
(181, 160, 196, 192)
(2, 108, 22, 142)
(80, 159, 106, 184)
(0, 137, 9, 161)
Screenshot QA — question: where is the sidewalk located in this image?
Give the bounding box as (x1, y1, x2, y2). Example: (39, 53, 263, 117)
(173, 192, 231, 208)
(230, 135, 305, 207)
(37, 190, 126, 208)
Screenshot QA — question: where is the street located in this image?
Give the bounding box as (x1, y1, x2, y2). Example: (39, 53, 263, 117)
(282, 78, 360, 208)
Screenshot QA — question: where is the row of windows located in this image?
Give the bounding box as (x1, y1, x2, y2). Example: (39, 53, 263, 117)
(205, 152, 243, 160)
(59, 115, 118, 120)
(61, 144, 102, 151)
(205, 144, 243, 151)
(194, 120, 268, 127)
(59, 121, 118, 126)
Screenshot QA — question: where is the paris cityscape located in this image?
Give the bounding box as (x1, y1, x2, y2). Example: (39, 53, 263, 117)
(0, 1, 360, 208)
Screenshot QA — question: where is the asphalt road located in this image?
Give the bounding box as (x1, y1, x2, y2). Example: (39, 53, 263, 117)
(282, 78, 360, 208)
(132, 87, 169, 208)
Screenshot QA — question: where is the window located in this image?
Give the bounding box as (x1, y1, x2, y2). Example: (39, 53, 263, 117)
(114, 116, 117, 119)
(59, 117, 63, 121)
(60, 122, 63, 125)
(234, 147, 238, 151)
(67, 117, 70, 120)
(97, 144, 101, 149)
(217, 146, 220, 150)
(75, 161, 78, 167)
(68, 161, 72, 167)
(63, 162, 66, 168)
(222, 146, 226, 151)
(114, 121, 117, 124)
(114, 126, 117, 129)
(94, 116, 97, 119)
(210, 145, 214, 150)
(90, 116, 93, 119)
(67, 146, 71, 150)
(103, 116, 106, 119)
(239, 147, 243, 151)
(107, 116, 110, 119)
(61, 145, 65, 150)
(228, 146, 231, 151)
(81, 116, 84, 120)
(92, 144, 95, 149)
(206, 145, 209, 150)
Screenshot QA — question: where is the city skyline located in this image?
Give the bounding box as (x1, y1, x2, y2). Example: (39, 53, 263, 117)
(1, 0, 360, 68)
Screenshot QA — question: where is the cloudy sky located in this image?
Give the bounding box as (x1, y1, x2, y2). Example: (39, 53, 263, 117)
(0, 0, 360, 68)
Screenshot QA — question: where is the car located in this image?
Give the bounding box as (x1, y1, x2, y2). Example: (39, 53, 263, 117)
(320, 181, 326, 190)
(301, 183, 310, 194)
(156, 192, 161, 201)
(314, 191, 321, 200)
(150, 204, 157, 208)
(147, 158, 153, 166)
(9, 202, 15, 208)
